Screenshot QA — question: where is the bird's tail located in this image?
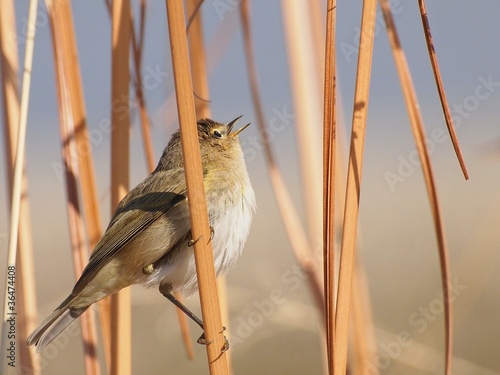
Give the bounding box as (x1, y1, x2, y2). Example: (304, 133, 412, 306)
(26, 295, 88, 352)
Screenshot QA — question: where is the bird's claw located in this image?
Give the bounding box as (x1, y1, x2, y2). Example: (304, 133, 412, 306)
(188, 226, 215, 247)
(196, 332, 212, 345)
(188, 235, 202, 247)
(196, 327, 229, 352)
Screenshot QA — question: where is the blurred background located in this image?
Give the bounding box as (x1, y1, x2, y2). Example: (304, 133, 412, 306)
(1, 1, 500, 374)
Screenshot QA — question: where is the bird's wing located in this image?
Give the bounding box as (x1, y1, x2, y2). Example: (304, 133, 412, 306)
(72, 173, 188, 296)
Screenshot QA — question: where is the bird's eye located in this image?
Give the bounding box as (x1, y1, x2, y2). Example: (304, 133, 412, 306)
(212, 130, 222, 139)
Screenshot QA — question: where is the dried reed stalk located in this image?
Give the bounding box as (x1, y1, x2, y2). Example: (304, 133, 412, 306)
(47, 1, 103, 373)
(240, 0, 324, 312)
(380, 1, 453, 373)
(350, 261, 378, 375)
(187, 2, 234, 370)
(335, 92, 379, 375)
(0, 1, 38, 374)
(322, 0, 337, 373)
(129, 0, 196, 359)
(309, 0, 327, 83)
(130, 0, 156, 172)
(334, 0, 377, 373)
(107, 2, 196, 359)
(161, 7, 238, 130)
(186, 0, 210, 118)
(165, 0, 229, 372)
(48, 0, 112, 366)
(280, 0, 323, 251)
(110, 1, 132, 374)
(54, 76, 100, 375)
(0, 1, 39, 373)
(418, 0, 469, 180)
(186, 0, 233, 366)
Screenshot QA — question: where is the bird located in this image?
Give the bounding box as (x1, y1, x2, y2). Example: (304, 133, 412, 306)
(27, 116, 256, 351)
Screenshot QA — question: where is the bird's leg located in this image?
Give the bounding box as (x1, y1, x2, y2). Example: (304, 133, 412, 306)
(142, 264, 155, 275)
(159, 284, 204, 329)
(159, 283, 229, 351)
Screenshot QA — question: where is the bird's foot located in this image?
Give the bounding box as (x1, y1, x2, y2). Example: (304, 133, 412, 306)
(196, 327, 229, 352)
(187, 226, 214, 247)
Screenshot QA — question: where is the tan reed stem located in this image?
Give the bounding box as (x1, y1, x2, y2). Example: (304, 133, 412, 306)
(381, 1, 453, 373)
(110, 1, 132, 374)
(165, 0, 229, 372)
(334, 0, 377, 373)
(240, 0, 325, 313)
(418, 0, 469, 180)
(322, 1, 337, 373)
(0, 1, 38, 373)
(0, 1, 39, 372)
(46, 1, 103, 372)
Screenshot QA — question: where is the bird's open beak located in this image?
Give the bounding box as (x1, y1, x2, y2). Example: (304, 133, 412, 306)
(230, 123, 250, 137)
(228, 115, 250, 137)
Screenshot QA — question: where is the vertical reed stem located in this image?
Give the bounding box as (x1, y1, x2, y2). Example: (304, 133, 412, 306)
(0, 1, 38, 373)
(334, 0, 377, 372)
(165, 0, 229, 372)
(0, 1, 39, 372)
(110, 1, 132, 374)
(323, 0, 337, 373)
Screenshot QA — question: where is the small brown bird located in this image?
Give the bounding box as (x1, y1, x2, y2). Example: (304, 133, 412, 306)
(27, 117, 255, 350)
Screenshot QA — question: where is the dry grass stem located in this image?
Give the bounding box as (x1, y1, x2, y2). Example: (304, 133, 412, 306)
(322, 0, 337, 373)
(0, 1, 39, 372)
(61, 1, 111, 362)
(165, 0, 229, 372)
(186, 0, 205, 33)
(0, 1, 39, 374)
(130, 3, 196, 359)
(160, 9, 237, 130)
(350, 261, 378, 375)
(380, 1, 453, 373)
(334, 0, 377, 373)
(46, 1, 104, 372)
(240, 0, 325, 312)
(55, 74, 100, 375)
(186, 0, 210, 118)
(280, 0, 323, 248)
(418, 0, 469, 180)
(110, 1, 132, 374)
(185, 0, 234, 367)
(130, 1, 156, 173)
(335, 93, 380, 375)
